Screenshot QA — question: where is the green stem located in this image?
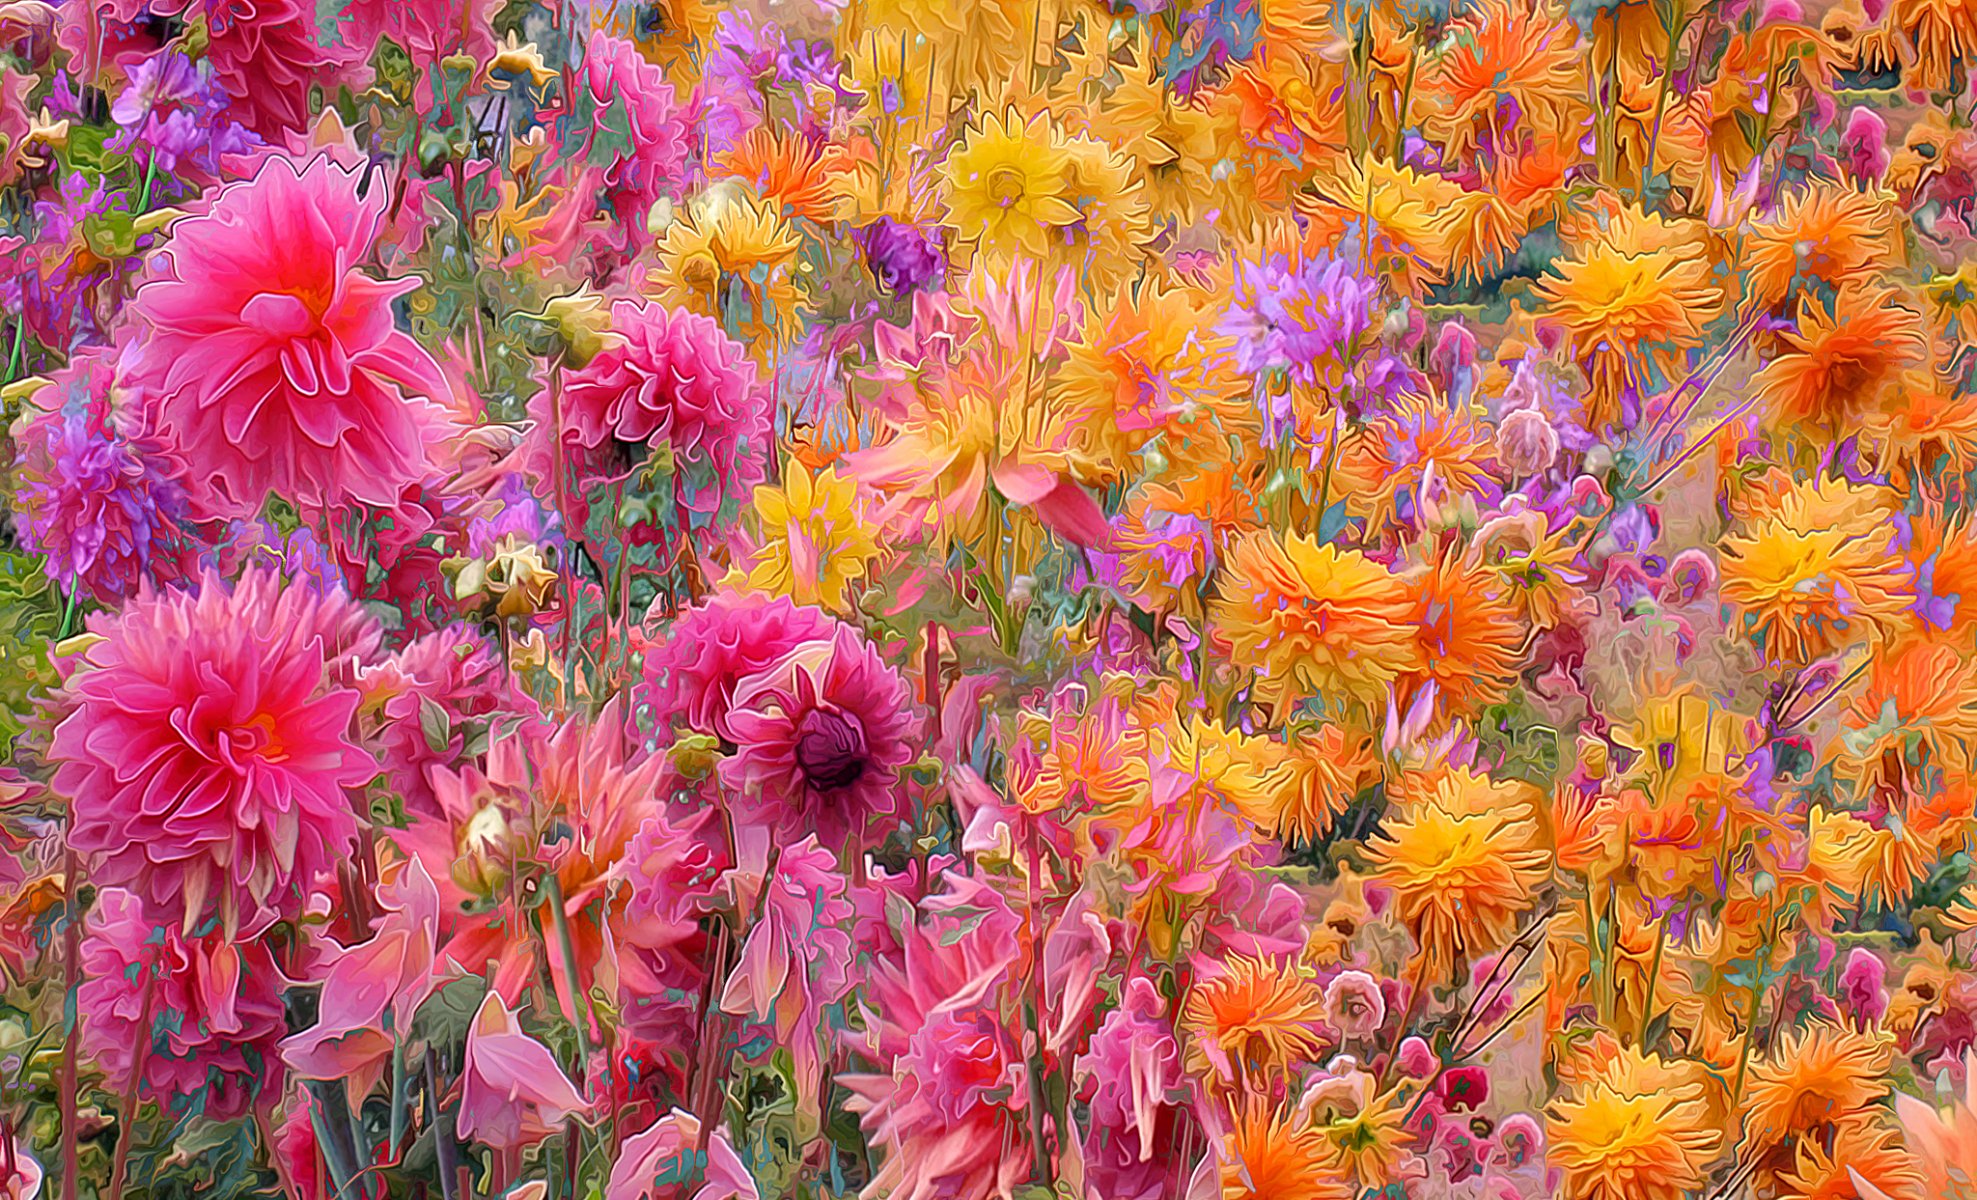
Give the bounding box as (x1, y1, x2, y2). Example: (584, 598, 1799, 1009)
(540, 872, 594, 1070)
(1636, 912, 1669, 1047)
(1639, 0, 1687, 206)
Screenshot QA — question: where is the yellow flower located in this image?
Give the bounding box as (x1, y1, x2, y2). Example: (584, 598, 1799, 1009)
(1266, 722, 1379, 844)
(941, 108, 1080, 261)
(1211, 531, 1421, 719)
(1548, 1048, 1723, 1200)
(1535, 230, 1722, 432)
(1367, 768, 1547, 975)
(1099, 46, 1226, 223)
(737, 464, 880, 611)
(648, 188, 804, 348)
(1718, 480, 1911, 662)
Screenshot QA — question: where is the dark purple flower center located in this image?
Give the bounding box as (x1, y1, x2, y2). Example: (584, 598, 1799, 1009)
(794, 708, 868, 791)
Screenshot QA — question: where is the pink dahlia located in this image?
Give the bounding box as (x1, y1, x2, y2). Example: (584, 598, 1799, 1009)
(841, 875, 1033, 1200)
(77, 887, 288, 1120)
(721, 625, 920, 849)
(1074, 977, 1184, 1200)
(123, 154, 448, 518)
(47, 569, 380, 928)
(639, 588, 836, 736)
(8, 356, 191, 604)
(204, 0, 354, 137)
(342, 0, 500, 77)
(582, 36, 691, 242)
(529, 300, 768, 550)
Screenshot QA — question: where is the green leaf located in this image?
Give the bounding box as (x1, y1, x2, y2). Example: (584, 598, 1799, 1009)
(419, 694, 454, 756)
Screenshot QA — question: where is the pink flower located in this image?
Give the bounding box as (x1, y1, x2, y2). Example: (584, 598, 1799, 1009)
(1841, 106, 1892, 187)
(281, 858, 449, 1094)
(48, 570, 379, 927)
(357, 628, 544, 818)
(1840, 947, 1889, 1026)
(721, 625, 920, 850)
(343, 0, 500, 76)
(123, 154, 448, 518)
(582, 36, 691, 240)
(1323, 969, 1388, 1039)
(638, 588, 836, 736)
(1074, 978, 1183, 1200)
(457, 992, 590, 1151)
(77, 888, 288, 1120)
(614, 806, 727, 1046)
(840, 875, 1033, 1200)
(719, 836, 855, 1107)
(0, 1136, 43, 1200)
(204, 0, 357, 137)
(607, 1110, 757, 1200)
(528, 300, 767, 554)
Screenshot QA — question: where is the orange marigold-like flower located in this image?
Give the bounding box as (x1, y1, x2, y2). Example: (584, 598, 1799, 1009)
(1221, 1104, 1355, 1200)
(1181, 955, 1330, 1081)
(1741, 186, 1904, 310)
(1718, 481, 1912, 662)
(1210, 531, 1421, 718)
(1743, 1023, 1896, 1146)
(1756, 285, 1930, 439)
(1367, 768, 1547, 975)
(1396, 551, 1527, 721)
(1418, 0, 1585, 161)
(1547, 1048, 1723, 1200)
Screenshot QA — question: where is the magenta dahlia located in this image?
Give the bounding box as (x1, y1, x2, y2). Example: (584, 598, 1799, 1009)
(122, 154, 449, 518)
(77, 887, 288, 1120)
(638, 587, 836, 737)
(528, 300, 768, 551)
(47, 569, 380, 928)
(720, 624, 920, 849)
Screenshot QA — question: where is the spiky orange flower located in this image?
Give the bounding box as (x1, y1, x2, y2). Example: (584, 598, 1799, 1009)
(1367, 768, 1548, 974)
(1335, 392, 1501, 533)
(1397, 552, 1527, 721)
(1775, 1117, 1923, 1200)
(1743, 1023, 1896, 1146)
(1756, 286, 1930, 438)
(1267, 722, 1380, 844)
(1221, 1104, 1355, 1200)
(1419, 0, 1586, 160)
(714, 128, 839, 223)
(1535, 234, 1721, 431)
(1211, 532, 1421, 717)
(1181, 955, 1330, 1081)
(1741, 186, 1904, 310)
(1895, 0, 1977, 92)
(1548, 1049, 1723, 1200)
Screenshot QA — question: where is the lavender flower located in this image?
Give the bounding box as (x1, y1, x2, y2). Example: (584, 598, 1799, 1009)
(853, 218, 945, 295)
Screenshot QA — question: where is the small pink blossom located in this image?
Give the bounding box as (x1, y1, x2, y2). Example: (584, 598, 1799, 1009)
(457, 992, 590, 1151)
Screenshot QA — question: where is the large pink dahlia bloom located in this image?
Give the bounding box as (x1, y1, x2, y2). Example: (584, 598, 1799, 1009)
(721, 625, 920, 848)
(48, 570, 380, 927)
(123, 154, 448, 518)
(78, 887, 288, 1120)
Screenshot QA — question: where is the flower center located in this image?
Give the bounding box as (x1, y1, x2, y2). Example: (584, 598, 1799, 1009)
(985, 166, 1028, 209)
(794, 708, 868, 791)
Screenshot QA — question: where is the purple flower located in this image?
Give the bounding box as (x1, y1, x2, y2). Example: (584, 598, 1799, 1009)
(1220, 250, 1412, 427)
(7, 353, 190, 605)
(853, 218, 945, 295)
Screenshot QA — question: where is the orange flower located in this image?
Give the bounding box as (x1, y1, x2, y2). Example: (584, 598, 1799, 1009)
(1418, 0, 1585, 160)
(1396, 551, 1527, 721)
(1181, 955, 1330, 1081)
(714, 128, 839, 223)
(1756, 285, 1930, 439)
(1741, 186, 1904, 310)
(1743, 1023, 1896, 1146)
(1210, 531, 1422, 717)
(1221, 1104, 1355, 1200)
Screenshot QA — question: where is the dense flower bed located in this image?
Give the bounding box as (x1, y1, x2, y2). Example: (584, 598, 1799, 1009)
(4, 0, 1977, 1198)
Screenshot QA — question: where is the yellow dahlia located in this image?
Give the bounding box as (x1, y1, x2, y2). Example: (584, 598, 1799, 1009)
(735, 464, 881, 612)
(1548, 1049, 1723, 1200)
(940, 107, 1079, 262)
(1718, 480, 1911, 662)
(1366, 768, 1548, 975)
(648, 189, 804, 349)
